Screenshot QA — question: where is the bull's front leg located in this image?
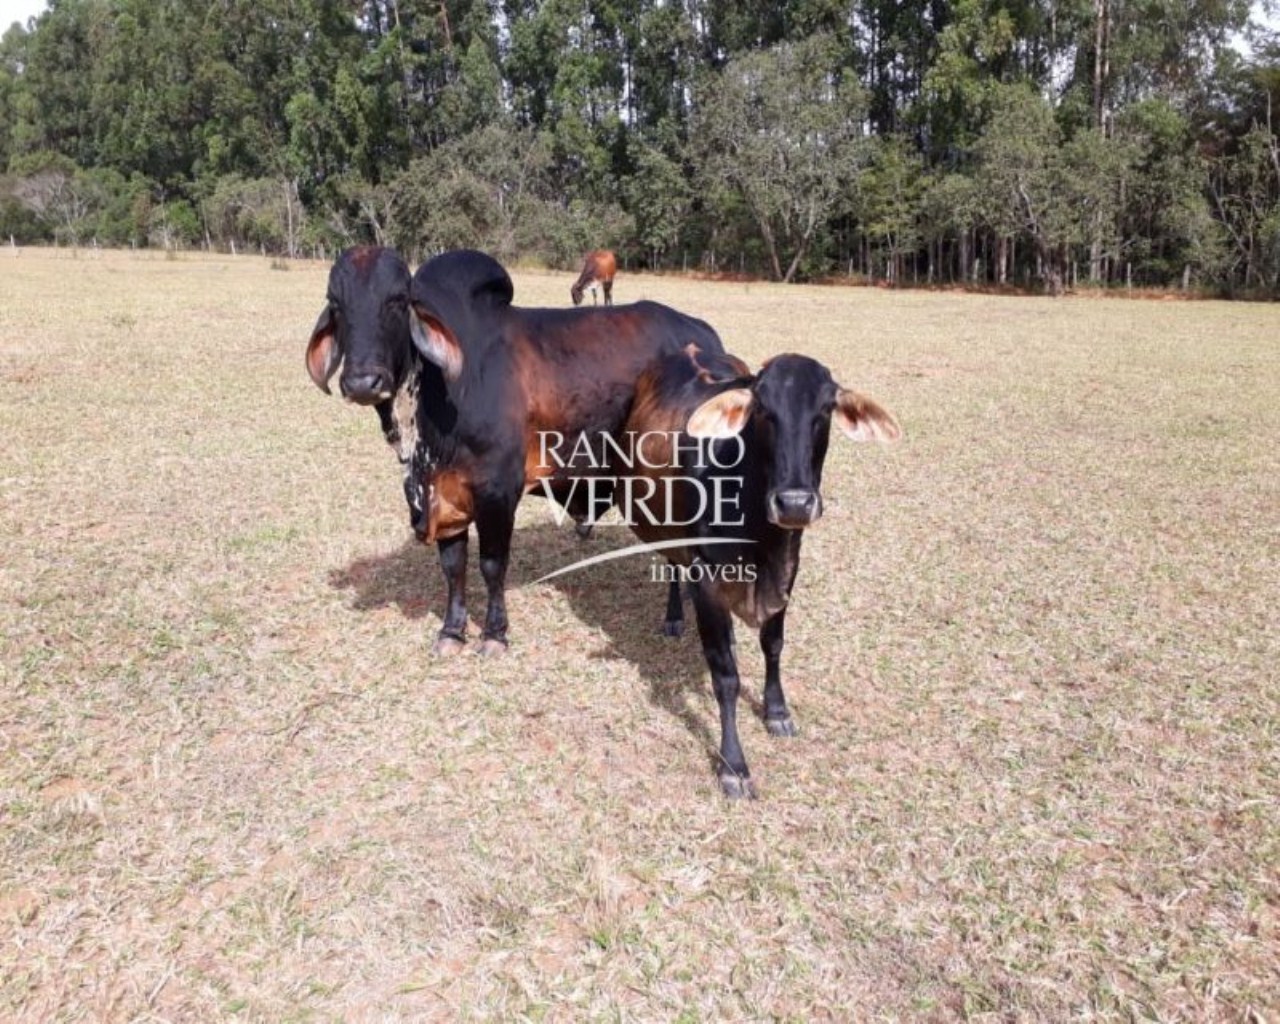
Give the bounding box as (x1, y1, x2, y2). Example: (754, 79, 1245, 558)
(760, 608, 797, 736)
(433, 532, 469, 656)
(691, 583, 753, 799)
(474, 497, 517, 657)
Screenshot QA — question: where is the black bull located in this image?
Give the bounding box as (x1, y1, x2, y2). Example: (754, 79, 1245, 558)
(306, 246, 725, 655)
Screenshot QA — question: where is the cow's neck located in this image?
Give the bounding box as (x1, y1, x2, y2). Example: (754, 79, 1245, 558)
(752, 524, 803, 619)
(703, 444, 805, 626)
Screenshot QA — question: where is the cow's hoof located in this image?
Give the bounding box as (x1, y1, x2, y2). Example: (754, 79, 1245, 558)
(574, 521, 594, 541)
(765, 716, 798, 738)
(433, 635, 466, 657)
(476, 638, 508, 658)
(661, 619, 684, 638)
(719, 773, 756, 800)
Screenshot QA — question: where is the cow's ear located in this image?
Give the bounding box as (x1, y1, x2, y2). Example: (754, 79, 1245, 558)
(410, 305, 463, 382)
(306, 306, 341, 394)
(834, 388, 901, 443)
(687, 388, 754, 439)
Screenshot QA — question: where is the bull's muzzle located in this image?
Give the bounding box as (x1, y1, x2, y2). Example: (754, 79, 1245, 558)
(340, 367, 394, 405)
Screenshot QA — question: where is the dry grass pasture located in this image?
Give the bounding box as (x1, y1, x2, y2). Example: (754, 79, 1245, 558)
(1, 249, 1277, 1022)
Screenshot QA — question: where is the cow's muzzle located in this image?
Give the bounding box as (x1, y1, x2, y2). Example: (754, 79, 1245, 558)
(767, 489, 822, 529)
(340, 367, 395, 405)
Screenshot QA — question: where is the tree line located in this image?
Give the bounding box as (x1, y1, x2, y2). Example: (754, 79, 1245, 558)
(1, 0, 1278, 294)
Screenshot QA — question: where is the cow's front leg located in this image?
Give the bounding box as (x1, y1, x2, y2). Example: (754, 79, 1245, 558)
(474, 499, 516, 656)
(760, 608, 797, 736)
(691, 583, 753, 798)
(662, 579, 684, 637)
(433, 532, 469, 656)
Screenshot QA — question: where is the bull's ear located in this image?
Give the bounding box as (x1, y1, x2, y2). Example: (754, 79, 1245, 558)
(687, 388, 754, 439)
(410, 305, 463, 382)
(306, 306, 341, 394)
(834, 388, 901, 443)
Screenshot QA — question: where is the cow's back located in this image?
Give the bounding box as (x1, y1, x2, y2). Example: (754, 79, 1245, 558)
(589, 249, 617, 282)
(509, 301, 725, 442)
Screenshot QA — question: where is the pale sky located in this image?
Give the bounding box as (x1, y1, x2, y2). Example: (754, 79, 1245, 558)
(0, 0, 44, 33)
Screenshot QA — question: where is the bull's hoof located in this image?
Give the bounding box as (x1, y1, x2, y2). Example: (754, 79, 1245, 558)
(765, 716, 798, 738)
(574, 521, 594, 541)
(661, 619, 684, 638)
(718, 773, 757, 800)
(433, 635, 466, 657)
(476, 637, 508, 658)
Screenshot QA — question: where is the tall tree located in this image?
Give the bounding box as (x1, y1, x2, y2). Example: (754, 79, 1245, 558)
(692, 35, 866, 281)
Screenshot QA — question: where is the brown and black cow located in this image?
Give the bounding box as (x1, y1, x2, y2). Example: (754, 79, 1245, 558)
(619, 345, 901, 797)
(570, 249, 617, 307)
(308, 248, 724, 656)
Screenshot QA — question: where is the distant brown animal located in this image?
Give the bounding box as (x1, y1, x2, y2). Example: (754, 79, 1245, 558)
(570, 249, 617, 306)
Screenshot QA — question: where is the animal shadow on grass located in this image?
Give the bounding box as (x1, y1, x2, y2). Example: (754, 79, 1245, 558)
(515, 521, 720, 761)
(328, 539, 435, 621)
(327, 521, 742, 764)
